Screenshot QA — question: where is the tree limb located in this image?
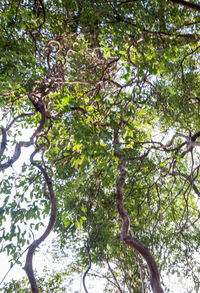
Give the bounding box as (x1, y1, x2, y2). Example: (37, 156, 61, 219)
(114, 126, 163, 293)
(0, 95, 46, 171)
(106, 259, 123, 293)
(169, 0, 200, 12)
(116, 159, 164, 293)
(6, 112, 36, 131)
(23, 147, 57, 293)
(0, 127, 7, 159)
(83, 242, 92, 293)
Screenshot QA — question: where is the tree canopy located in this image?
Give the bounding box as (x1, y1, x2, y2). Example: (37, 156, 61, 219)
(0, 0, 200, 292)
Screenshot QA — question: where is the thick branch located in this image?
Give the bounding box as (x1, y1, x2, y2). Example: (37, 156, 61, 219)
(113, 125, 163, 292)
(116, 159, 163, 293)
(83, 243, 92, 293)
(23, 148, 57, 293)
(191, 130, 200, 141)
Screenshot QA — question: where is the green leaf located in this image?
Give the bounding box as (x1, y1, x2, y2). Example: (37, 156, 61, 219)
(168, 86, 176, 95)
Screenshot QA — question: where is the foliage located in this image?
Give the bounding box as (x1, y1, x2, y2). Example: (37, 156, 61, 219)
(1, 0, 200, 292)
(1, 270, 66, 292)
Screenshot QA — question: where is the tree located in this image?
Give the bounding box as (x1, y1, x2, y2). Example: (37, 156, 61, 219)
(0, 0, 200, 292)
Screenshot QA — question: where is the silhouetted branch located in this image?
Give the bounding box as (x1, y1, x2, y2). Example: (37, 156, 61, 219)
(0, 127, 6, 159)
(23, 147, 57, 293)
(83, 242, 92, 293)
(0, 95, 46, 171)
(6, 112, 35, 131)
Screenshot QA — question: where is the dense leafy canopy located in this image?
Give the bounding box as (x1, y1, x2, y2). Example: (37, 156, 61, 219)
(0, 0, 200, 292)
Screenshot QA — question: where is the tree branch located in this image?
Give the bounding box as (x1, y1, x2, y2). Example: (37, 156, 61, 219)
(114, 127, 163, 293)
(6, 112, 36, 131)
(0, 95, 46, 171)
(169, 0, 200, 12)
(106, 259, 123, 293)
(83, 242, 92, 293)
(116, 159, 164, 293)
(23, 147, 57, 293)
(0, 127, 7, 159)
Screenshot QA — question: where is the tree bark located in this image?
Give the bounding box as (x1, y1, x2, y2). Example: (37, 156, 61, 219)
(116, 158, 164, 293)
